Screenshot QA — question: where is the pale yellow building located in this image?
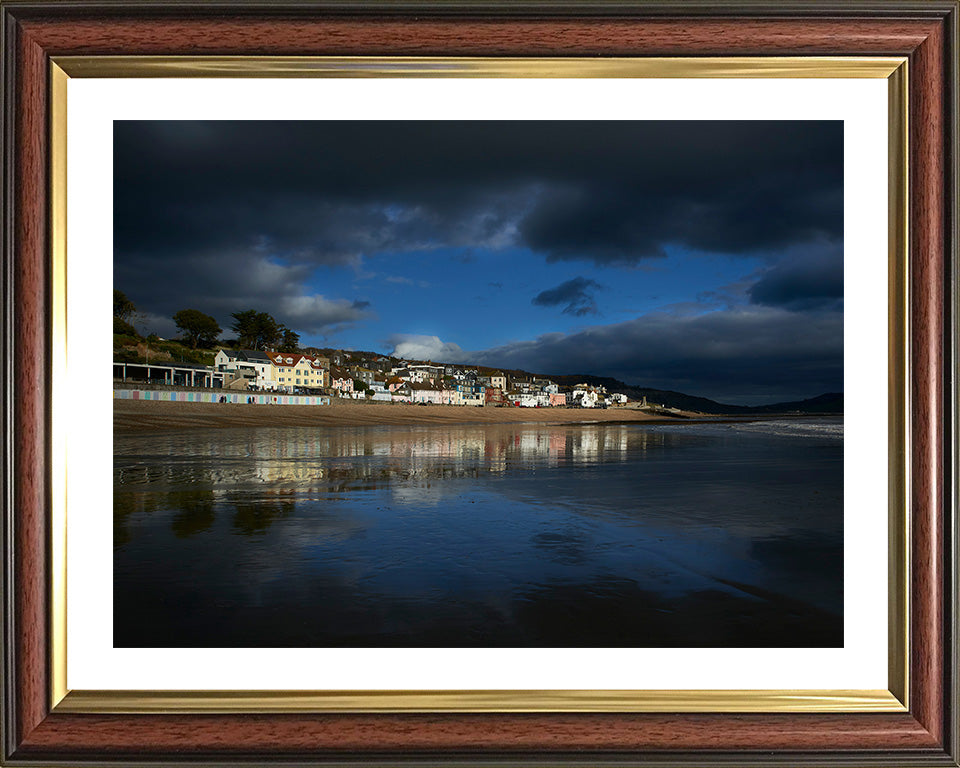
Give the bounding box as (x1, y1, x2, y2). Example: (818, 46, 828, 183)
(266, 352, 330, 391)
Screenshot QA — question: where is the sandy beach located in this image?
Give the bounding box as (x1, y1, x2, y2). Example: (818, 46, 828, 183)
(114, 398, 686, 433)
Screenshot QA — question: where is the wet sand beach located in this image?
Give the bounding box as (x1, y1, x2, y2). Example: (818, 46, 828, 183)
(114, 398, 684, 433)
(114, 418, 843, 647)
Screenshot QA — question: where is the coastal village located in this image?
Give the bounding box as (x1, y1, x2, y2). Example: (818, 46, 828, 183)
(114, 347, 639, 409)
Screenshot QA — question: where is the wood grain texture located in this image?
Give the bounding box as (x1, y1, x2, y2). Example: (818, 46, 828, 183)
(13, 712, 944, 755)
(13, 16, 943, 56)
(3, 5, 956, 764)
(13, 21, 49, 748)
(909, 16, 946, 747)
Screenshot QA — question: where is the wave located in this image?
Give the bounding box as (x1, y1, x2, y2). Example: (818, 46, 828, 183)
(649, 418, 843, 440)
(726, 419, 844, 439)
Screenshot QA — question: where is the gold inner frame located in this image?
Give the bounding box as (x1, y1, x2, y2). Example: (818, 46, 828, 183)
(49, 55, 910, 714)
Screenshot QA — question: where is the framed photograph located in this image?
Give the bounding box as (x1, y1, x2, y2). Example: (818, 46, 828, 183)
(2, 2, 957, 766)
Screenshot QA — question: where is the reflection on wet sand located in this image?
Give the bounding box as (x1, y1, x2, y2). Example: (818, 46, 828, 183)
(116, 423, 652, 492)
(114, 421, 843, 648)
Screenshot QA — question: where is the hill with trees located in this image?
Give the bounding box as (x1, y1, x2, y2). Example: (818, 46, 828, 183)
(547, 374, 842, 414)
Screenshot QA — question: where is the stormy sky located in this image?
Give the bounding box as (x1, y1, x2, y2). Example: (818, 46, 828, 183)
(114, 120, 843, 405)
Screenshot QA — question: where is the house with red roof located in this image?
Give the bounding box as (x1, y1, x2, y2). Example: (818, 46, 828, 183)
(265, 352, 329, 392)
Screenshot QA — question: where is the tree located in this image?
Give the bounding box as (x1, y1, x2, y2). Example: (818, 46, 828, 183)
(113, 289, 136, 322)
(173, 309, 222, 349)
(278, 327, 300, 353)
(229, 309, 259, 348)
(113, 317, 138, 337)
(230, 309, 282, 350)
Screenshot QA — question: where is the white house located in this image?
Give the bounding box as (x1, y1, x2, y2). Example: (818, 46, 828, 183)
(214, 349, 278, 390)
(407, 382, 460, 405)
(517, 392, 551, 408)
(368, 380, 393, 402)
(570, 387, 601, 408)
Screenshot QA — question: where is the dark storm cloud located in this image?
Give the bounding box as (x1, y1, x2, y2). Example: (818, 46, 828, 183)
(116, 121, 841, 265)
(532, 277, 601, 317)
(389, 304, 843, 404)
(748, 245, 844, 311)
(116, 120, 842, 333)
(113, 245, 374, 338)
(471, 306, 843, 404)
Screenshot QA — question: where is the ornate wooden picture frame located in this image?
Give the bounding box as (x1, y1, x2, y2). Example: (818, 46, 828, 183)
(2, 2, 957, 765)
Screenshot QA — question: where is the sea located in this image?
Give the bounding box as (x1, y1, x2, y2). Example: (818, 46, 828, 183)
(113, 417, 843, 648)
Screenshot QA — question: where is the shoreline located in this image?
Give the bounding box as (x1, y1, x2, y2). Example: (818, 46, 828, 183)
(114, 398, 695, 434)
(114, 398, 840, 434)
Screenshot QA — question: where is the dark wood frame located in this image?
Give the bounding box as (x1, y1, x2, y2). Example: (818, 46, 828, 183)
(1, 1, 957, 765)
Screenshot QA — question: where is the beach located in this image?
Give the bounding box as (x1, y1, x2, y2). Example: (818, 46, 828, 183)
(114, 417, 843, 647)
(114, 398, 684, 433)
